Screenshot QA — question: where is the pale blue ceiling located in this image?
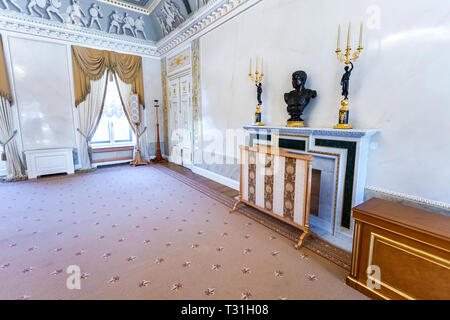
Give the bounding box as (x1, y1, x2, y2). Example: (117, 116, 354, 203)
(0, 0, 211, 42)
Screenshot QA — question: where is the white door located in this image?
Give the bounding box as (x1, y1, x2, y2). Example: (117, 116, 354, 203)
(167, 74, 193, 168)
(168, 78, 182, 165)
(179, 74, 193, 168)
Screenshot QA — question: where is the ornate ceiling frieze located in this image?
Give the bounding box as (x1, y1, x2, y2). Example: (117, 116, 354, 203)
(98, 0, 162, 14)
(0, 10, 158, 56)
(0, 0, 261, 57)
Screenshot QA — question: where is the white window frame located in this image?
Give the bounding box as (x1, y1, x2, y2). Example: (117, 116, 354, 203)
(91, 119, 135, 149)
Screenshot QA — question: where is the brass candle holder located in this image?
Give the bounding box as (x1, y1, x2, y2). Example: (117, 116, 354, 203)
(249, 56, 264, 126)
(334, 22, 364, 129)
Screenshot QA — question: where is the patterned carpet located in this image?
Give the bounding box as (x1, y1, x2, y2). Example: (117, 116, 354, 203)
(0, 165, 366, 300)
(156, 165, 353, 270)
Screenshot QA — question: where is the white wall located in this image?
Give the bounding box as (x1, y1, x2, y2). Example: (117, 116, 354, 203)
(1, 32, 162, 169)
(7, 36, 76, 151)
(199, 0, 450, 205)
(143, 57, 165, 150)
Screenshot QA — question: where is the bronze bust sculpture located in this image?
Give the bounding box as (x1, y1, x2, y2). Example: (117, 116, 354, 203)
(284, 71, 317, 127)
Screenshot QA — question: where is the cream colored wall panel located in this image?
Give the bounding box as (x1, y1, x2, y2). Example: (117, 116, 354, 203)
(8, 37, 75, 151)
(294, 159, 306, 227)
(242, 149, 249, 201)
(255, 152, 265, 209)
(272, 155, 285, 217)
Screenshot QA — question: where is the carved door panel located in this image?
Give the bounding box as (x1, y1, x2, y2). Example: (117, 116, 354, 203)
(179, 74, 192, 168)
(168, 78, 182, 165)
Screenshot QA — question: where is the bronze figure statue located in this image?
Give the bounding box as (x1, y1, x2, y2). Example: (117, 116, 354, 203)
(256, 83, 263, 106)
(284, 71, 317, 127)
(340, 62, 353, 99)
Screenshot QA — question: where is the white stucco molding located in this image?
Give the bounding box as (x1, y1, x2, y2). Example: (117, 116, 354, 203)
(157, 0, 263, 56)
(0, 10, 158, 57)
(365, 186, 450, 211)
(0, 0, 262, 57)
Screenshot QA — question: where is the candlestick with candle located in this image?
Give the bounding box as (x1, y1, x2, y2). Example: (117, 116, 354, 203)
(249, 56, 265, 126)
(334, 21, 364, 129)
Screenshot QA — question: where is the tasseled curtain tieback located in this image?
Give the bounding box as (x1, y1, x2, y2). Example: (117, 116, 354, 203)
(0, 130, 17, 161)
(77, 128, 93, 163)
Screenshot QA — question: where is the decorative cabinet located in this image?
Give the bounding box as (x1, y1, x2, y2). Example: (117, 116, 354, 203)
(347, 198, 450, 300)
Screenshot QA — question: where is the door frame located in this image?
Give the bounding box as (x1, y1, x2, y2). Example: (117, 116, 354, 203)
(167, 69, 194, 169)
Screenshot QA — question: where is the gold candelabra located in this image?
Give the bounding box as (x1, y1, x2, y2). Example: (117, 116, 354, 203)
(249, 56, 264, 126)
(334, 22, 364, 129)
(335, 22, 364, 65)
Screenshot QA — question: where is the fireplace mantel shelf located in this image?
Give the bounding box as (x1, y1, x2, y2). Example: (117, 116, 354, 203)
(243, 125, 379, 139)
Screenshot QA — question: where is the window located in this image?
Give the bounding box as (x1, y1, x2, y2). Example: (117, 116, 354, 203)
(91, 81, 135, 146)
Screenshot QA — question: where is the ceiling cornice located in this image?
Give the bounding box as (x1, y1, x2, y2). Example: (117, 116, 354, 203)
(0, 11, 158, 57)
(156, 0, 262, 56)
(0, 0, 261, 58)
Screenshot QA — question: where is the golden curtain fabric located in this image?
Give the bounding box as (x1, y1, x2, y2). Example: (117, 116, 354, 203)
(0, 36, 12, 102)
(72, 46, 144, 107)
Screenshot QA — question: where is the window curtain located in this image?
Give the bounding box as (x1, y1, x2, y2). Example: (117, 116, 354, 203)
(71, 46, 145, 108)
(77, 71, 109, 170)
(113, 73, 150, 159)
(0, 35, 25, 180)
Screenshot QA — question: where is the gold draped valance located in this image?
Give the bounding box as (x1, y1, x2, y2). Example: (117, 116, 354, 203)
(0, 35, 12, 102)
(72, 46, 144, 107)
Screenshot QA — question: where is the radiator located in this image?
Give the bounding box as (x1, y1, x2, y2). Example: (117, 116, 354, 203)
(232, 145, 313, 248)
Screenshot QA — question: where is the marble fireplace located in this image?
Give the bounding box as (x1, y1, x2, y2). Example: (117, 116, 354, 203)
(244, 125, 378, 251)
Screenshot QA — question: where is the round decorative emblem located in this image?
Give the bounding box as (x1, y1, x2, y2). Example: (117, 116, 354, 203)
(265, 201, 272, 210)
(285, 200, 293, 210)
(36, 0, 47, 8)
(265, 185, 272, 194)
(285, 183, 293, 192)
(51, 0, 62, 9)
(249, 171, 255, 180)
(89, 7, 99, 17)
(249, 186, 255, 194)
(286, 165, 295, 174)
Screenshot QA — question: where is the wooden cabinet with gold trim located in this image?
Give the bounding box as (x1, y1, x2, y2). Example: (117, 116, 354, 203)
(347, 198, 450, 300)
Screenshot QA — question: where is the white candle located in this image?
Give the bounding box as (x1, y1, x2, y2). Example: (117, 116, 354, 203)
(261, 57, 264, 74)
(359, 22, 363, 48)
(337, 24, 341, 50)
(347, 22, 351, 48)
(256, 56, 259, 73)
(249, 57, 252, 74)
